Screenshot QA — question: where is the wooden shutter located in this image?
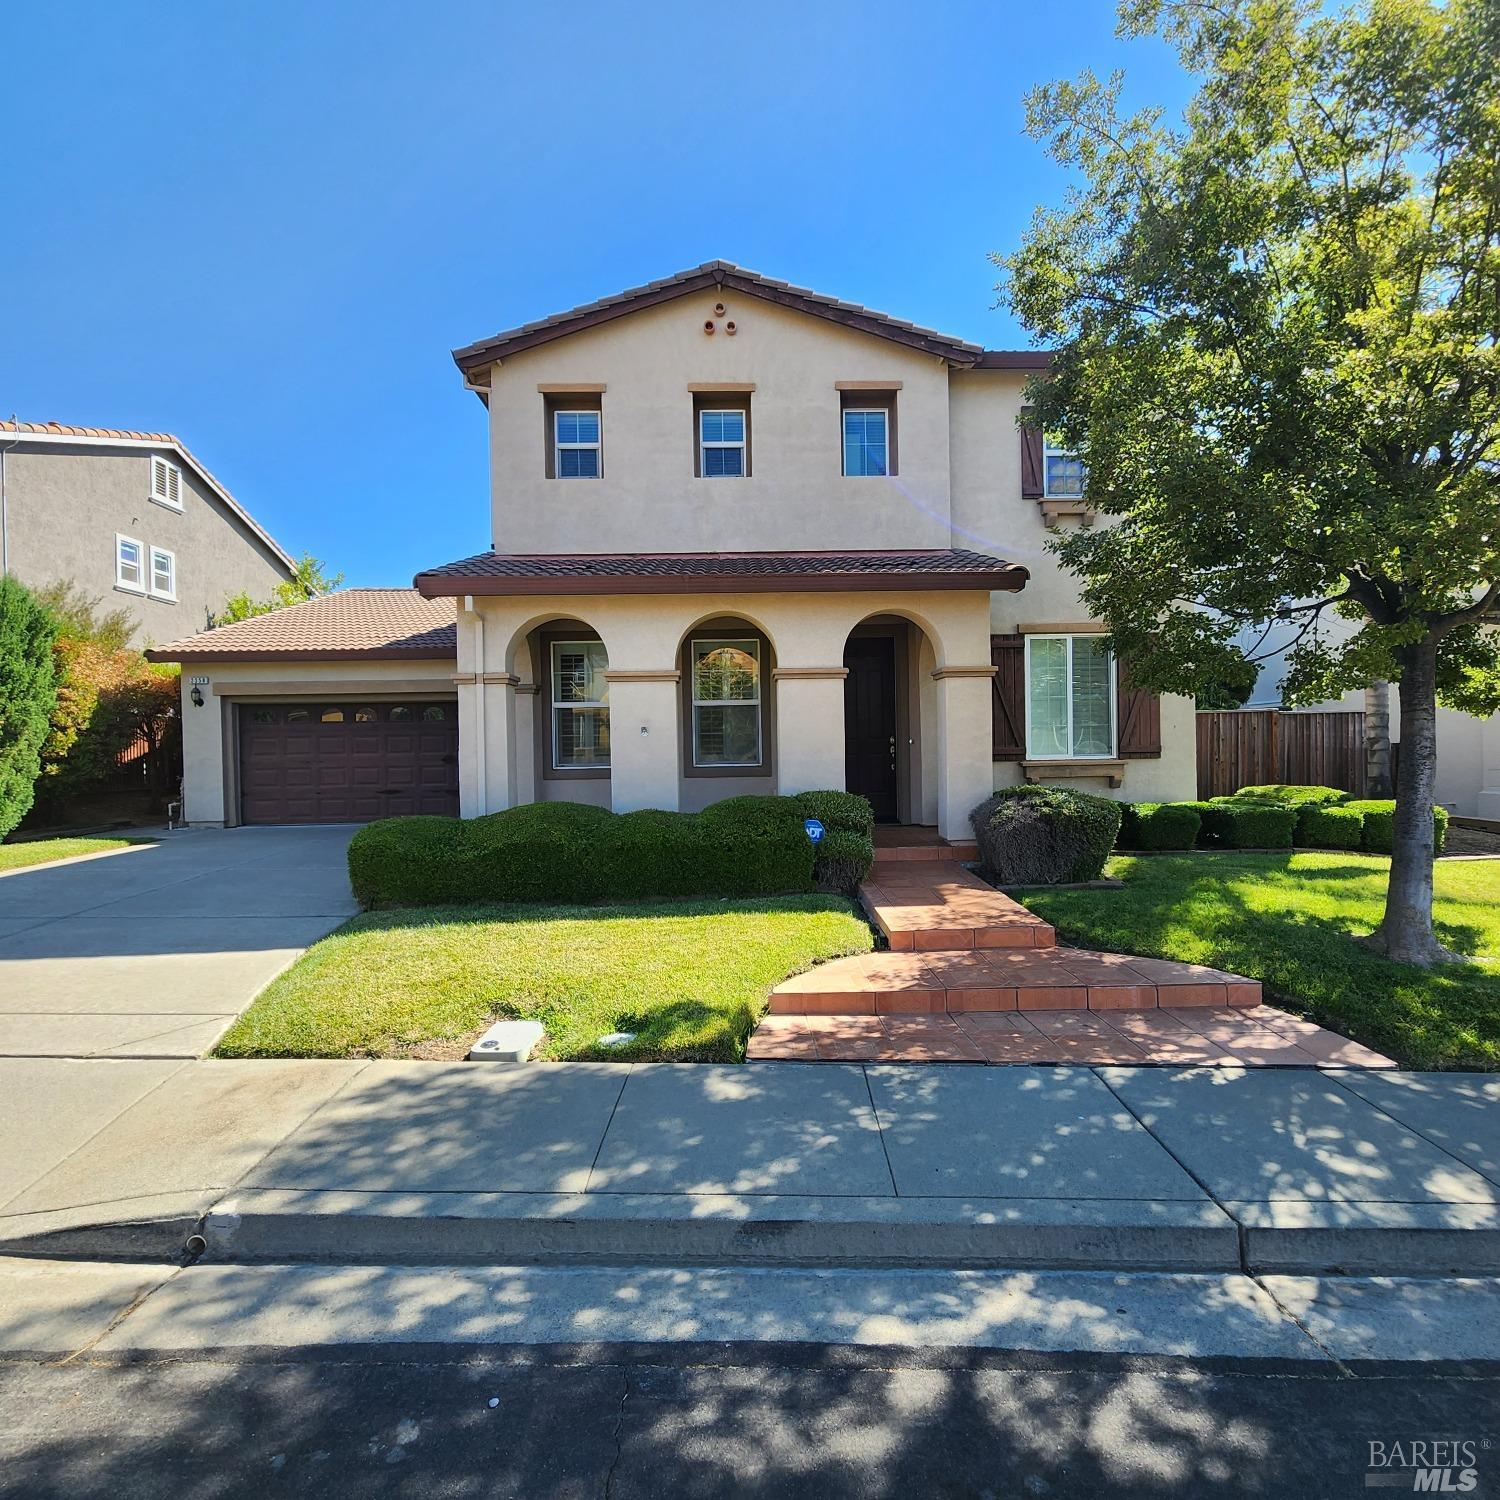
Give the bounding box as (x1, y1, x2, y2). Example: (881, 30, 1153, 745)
(1020, 423, 1044, 499)
(991, 633, 1026, 760)
(1116, 658, 1162, 758)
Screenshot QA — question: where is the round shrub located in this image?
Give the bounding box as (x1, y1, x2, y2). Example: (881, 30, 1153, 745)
(790, 789, 875, 837)
(1236, 784, 1349, 807)
(812, 828, 875, 895)
(969, 785, 1122, 884)
(462, 802, 617, 903)
(1341, 799, 1449, 856)
(1298, 804, 1365, 850)
(1119, 801, 1202, 850)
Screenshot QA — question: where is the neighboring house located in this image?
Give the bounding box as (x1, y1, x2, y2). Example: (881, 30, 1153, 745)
(1236, 619, 1500, 818)
(0, 421, 295, 643)
(150, 262, 1197, 830)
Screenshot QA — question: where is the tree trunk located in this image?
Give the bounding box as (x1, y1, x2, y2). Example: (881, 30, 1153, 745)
(1362, 638, 1456, 966)
(1364, 680, 1392, 796)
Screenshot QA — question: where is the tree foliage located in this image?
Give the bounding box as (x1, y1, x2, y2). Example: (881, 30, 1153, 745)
(217, 553, 343, 624)
(997, 0, 1500, 963)
(0, 577, 60, 839)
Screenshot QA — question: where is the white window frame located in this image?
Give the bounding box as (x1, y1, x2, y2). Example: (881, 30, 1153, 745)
(690, 636, 762, 768)
(148, 545, 177, 602)
(842, 407, 890, 477)
(550, 639, 610, 770)
(150, 455, 183, 510)
(1042, 443, 1086, 500)
(553, 409, 601, 479)
(1024, 633, 1116, 760)
(698, 408, 746, 479)
(115, 533, 145, 593)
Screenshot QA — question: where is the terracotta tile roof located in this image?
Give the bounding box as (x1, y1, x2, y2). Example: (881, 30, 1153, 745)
(145, 589, 456, 663)
(0, 420, 296, 573)
(415, 549, 1027, 597)
(452, 261, 1053, 373)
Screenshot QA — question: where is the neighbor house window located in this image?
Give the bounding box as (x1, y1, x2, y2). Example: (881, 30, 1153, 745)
(842, 408, 889, 476)
(1043, 444, 1086, 499)
(553, 410, 601, 478)
(150, 455, 183, 509)
(115, 534, 145, 592)
(148, 546, 176, 601)
(1025, 635, 1115, 759)
(691, 638, 761, 767)
(552, 640, 610, 768)
(698, 409, 746, 478)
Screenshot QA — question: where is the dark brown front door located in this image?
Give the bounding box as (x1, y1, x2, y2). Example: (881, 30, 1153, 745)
(238, 702, 460, 824)
(844, 637, 898, 822)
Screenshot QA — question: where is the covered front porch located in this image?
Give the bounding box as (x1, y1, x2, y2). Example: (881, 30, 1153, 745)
(413, 549, 1025, 841)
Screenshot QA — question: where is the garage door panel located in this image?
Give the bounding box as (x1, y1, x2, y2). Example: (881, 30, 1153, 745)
(238, 702, 458, 825)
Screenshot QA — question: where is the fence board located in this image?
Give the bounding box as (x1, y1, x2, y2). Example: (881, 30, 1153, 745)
(1196, 711, 1367, 799)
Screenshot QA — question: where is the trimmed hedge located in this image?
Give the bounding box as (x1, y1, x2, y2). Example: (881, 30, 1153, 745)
(1236, 784, 1350, 808)
(347, 794, 844, 907)
(1197, 799, 1297, 849)
(790, 789, 875, 837)
(1119, 801, 1202, 851)
(812, 828, 877, 895)
(1341, 799, 1449, 856)
(970, 785, 1122, 884)
(1298, 804, 1366, 850)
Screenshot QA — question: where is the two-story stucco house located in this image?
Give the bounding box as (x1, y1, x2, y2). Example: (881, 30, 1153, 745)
(151, 263, 1198, 830)
(0, 421, 295, 643)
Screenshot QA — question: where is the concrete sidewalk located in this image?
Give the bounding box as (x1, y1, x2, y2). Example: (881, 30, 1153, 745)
(0, 825, 358, 1060)
(2, 1058, 1495, 1275)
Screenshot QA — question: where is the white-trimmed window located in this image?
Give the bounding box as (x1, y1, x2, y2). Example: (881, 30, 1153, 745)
(1025, 634, 1115, 759)
(698, 409, 746, 478)
(150, 455, 183, 509)
(553, 410, 601, 479)
(115, 534, 145, 592)
(842, 408, 889, 476)
(551, 640, 610, 768)
(1043, 444, 1086, 499)
(149, 545, 177, 601)
(691, 638, 761, 767)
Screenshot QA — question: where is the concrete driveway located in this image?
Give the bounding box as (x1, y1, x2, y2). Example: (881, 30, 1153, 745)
(0, 826, 359, 1060)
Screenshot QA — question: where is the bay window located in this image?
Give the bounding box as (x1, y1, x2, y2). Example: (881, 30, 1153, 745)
(1025, 634, 1115, 759)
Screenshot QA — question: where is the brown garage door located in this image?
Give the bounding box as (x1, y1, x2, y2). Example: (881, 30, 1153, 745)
(238, 701, 459, 824)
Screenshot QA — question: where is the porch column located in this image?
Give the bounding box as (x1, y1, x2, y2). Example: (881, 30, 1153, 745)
(513, 681, 539, 806)
(933, 666, 997, 841)
(481, 673, 518, 812)
(606, 671, 680, 812)
(774, 668, 847, 794)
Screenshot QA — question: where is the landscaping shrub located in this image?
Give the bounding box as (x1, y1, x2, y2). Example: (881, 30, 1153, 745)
(970, 785, 1122, 884)
(790, 788, 875, 836)
(348, 796, 820, 907)
(1341, 799, 1449, 856)
(1235, 783, 1350, 807)
(1196, 800, 1297, 849)
(1298, 804, 1366, 850)
(1118, 801, 1202, 850)
(0, 577, 59, 840)
(812, 828, 876, 895)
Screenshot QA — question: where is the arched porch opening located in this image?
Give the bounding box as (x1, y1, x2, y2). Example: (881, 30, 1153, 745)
(509, 614, 613, 809)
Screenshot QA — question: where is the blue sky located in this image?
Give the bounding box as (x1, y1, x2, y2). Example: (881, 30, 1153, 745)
(2, 1, 1188, 588)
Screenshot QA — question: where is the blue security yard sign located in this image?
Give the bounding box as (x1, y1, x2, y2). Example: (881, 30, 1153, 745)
(804, 818, 825, 843)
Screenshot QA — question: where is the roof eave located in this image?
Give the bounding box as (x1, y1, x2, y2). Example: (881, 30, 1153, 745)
(414, 568, 1028, 599)
(144, 645, 456, 665)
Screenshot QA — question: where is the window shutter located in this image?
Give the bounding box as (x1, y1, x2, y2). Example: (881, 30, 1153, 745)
(166, 464, 180, 505)
(991, 633, 1025, 760)
(1116, 659, 1162, 758)
(1020, 423, 1043, 499)
(151, 456, 168, 500)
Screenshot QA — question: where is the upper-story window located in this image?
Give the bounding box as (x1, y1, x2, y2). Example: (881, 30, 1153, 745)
(1026, 634, 1115, 760)
(1043, 444, 1086, 499)
(698, 409, 746, 478)
(150, 455, 183, 510)
(842, 408, 889, 476)
(148, 545, 177, 601)
(553, 410, 601, 478)
(115, 534, 145, 592)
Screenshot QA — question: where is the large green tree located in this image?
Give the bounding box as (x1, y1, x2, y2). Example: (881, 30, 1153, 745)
(216, 552, 344, 625)
(0, 577, 60, 840)
(999, 0, 1500, 965)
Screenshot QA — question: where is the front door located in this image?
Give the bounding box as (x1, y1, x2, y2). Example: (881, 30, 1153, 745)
(844, 636, 898, 821)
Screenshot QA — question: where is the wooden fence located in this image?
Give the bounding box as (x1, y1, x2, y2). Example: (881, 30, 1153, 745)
(1196, 710, 1367, 800)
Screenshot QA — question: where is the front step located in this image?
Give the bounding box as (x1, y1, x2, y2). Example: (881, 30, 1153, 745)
(859, 862, 1055, 951)
(769, 949, 1262, 1015)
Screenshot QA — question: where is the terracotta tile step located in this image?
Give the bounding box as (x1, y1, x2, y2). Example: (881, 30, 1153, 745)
(768, 949, 1262, 1016)
(871, 841, 980, 865)
(859, 861, 1056, 952)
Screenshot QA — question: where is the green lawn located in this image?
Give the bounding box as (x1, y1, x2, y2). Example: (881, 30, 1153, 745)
(0, 836, 144, 873)
(1019, 853, 1500, 1070)
(214, 895, 873, 1062)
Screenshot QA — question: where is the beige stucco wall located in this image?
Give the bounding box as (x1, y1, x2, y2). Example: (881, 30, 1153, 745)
(179, 659, 458, 825)
(3, 444, 291, 645)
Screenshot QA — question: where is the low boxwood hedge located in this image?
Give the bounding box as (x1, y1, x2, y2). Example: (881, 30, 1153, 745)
(1119, 801, 1202, 850)
(347, 791, 875, 907)
(1341, 799, 1449, 856)
(1297, 804, 1366, 850)
(1235, 783, 1350, 807)
(1197, 799, 1298, 849)
(970, 785, 1122, 884)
